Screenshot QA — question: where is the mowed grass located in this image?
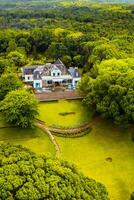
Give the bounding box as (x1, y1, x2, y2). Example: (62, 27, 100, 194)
(0, 101, 134, 200)
(0, 114, 55, 155)
(55, 118, 134, 200)
(0, 127, 55, 155)
(38, 100, 92, 127)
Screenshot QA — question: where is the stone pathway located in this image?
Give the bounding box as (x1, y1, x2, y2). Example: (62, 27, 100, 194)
(35, 119, 91, 135)
(35, 118, 93, 157)
(35, 121, 61, 157)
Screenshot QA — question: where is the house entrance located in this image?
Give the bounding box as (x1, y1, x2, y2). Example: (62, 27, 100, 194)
(54, 82, 60, 87)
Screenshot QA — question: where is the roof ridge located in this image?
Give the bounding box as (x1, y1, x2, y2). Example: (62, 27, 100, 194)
(54, 58, 64, 65)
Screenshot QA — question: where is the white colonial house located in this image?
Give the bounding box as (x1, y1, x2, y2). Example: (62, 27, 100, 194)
(22, 59, 81, 90)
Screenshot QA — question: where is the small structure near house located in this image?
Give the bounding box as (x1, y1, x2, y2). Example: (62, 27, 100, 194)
(22, 59, 81, 91)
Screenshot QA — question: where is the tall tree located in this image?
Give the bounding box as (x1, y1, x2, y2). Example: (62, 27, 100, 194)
(0, 73, 23, 100)
(0, 89, 38, 128)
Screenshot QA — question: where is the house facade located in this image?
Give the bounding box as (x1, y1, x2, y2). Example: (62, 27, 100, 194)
(22, 59, 81, 90)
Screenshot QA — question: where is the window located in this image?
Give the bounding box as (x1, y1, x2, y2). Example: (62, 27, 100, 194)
(27, 76, 30, 80)
(53, 73, 55, 77)
(68, 79, 72, 83)
(47, 80, 52, 84)
(57, 73, 60, 76)
(36, 83, 40, 88)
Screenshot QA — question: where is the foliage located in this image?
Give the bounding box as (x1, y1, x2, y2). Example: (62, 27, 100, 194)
(131, 192, 134, 200)
(0, 2, 134, 68)
(0, 143, 109, 200)
(0, 59, 11, 75)
(7, 51, 26, 67)
(79, 58, 134, 125)
(0, 89, 38, 128)
(0, 73, 23, 100)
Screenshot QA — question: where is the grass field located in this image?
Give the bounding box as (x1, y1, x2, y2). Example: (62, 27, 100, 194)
(0, 126, 55, 155)
(0, 100, 134, 200)
(38, 100, 92, 127)
(55, 118, 134, 200)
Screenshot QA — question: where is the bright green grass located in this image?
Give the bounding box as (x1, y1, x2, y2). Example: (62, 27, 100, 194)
(1, 100, 134, 200)
(0, 127, 55, 155)
(55, 119, 134, 200)
(38, 100, 92, 127)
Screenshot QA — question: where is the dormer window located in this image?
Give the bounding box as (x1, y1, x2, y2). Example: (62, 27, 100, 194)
(57, 73, 60, 76)
(53, 73, 55, 77)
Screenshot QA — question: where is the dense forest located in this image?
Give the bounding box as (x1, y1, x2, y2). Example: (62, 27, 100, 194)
(0, 0, 133, 125)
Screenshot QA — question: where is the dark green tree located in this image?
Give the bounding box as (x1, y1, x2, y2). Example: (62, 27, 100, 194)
(0, 89, 38, 128)
(0, 73, 23, 100)
(7, 51, 26, 67)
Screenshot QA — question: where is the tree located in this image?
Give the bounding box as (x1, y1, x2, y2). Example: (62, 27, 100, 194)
(90, 43, 120, 65)
(131, 192, 134, 200)
(73, 55, 84, 68)
(6, 39, 17, 53)
(0, 143, 109, 200)
(47, 42, 68, 59)
(0, 89, 38, 128)
(0, 59, 11, 75)
(7, 51, 26, 67)
(78, 58, 134, 125)
(62, 55, 72, 67)
(0, 73, 23, 100)
(18, 37, 31, 54)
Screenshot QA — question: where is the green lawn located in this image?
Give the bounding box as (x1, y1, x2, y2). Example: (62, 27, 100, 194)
(0, 127, 55, 155)
(55, 118, 134, 200)
(38, 100, 92, 127)
(0, 100, 134, 200)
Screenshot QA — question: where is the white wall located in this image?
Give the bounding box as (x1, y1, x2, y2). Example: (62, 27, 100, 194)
(51, 68, 61, 77)
(24, 75, 33, 82)
(72, 77, 81, 88)
(33, 80, 42, 89)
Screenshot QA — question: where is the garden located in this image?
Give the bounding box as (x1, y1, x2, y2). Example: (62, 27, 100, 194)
(0, 100, 134, 200)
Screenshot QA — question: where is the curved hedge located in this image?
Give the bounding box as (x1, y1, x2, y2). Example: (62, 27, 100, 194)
(0, 144, 109, 200)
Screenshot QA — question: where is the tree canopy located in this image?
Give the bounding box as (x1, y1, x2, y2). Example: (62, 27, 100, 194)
(0, 73, 23, 100)
(0, 89, 38, 127)
(0, 143, 109, 200)
(79, 58, 134, 125)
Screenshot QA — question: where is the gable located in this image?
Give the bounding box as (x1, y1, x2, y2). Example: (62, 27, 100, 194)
(51, 65, 62, 77)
